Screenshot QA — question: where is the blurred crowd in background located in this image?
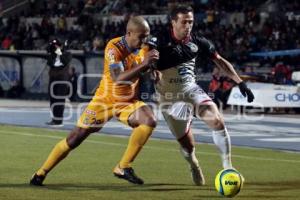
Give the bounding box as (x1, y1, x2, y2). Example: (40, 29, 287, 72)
(1, 1, 300, 64)
(0, 0, 300, 103)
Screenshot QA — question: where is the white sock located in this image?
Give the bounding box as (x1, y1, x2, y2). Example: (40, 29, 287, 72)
(180, 147, 199, 168)
(212, 128, 232, 169)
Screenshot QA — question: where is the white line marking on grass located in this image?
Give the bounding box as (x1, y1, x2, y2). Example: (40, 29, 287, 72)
(0, 130, 125, 147)
(257, 138, 300, 142)
(1, 129, 300, 164)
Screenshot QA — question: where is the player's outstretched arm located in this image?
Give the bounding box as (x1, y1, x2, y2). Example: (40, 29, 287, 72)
(212, 54, 254, 102)
(212, 54, 242, 83)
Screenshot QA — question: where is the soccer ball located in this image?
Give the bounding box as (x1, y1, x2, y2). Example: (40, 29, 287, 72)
(215, 168, 244, 198)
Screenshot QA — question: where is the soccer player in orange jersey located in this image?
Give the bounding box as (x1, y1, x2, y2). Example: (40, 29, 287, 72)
(30, 16, 159, 186)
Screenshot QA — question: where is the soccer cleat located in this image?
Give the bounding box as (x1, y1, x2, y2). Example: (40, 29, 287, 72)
(30, 173, 45, 186)
(179, 148, 205, 186)
(191, 166, 205, 186)
(45, 120, 63, 127)
(113, 165, 144, 185)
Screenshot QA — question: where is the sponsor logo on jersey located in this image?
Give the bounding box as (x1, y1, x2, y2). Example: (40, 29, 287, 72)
(187, 42, 198, 53)
(85, 109, 96, 115)
(169, 78, 184, 83)
(108, 48, 116, 64)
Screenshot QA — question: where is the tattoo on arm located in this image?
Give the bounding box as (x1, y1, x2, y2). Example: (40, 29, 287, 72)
(110, 67, 123, 81)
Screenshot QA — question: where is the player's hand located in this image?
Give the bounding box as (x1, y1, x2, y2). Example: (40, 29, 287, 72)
(55, 47, 63, 56)
(142, 49, 159, 67)
(151, 70, 162, 84)
(238, 82, 254, 103)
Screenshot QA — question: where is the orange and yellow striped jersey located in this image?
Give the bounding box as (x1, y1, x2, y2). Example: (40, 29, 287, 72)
(94, 36, 146, 103)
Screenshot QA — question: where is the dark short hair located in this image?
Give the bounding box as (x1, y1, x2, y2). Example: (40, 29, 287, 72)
(170, 5, 193, 21)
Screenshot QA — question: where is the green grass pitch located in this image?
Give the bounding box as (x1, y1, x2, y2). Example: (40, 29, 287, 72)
(0, 124, 300, 200)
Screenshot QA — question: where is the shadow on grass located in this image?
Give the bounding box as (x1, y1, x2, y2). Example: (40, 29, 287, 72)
(46, 183, 208, 192)
(245, 180, 300, 191)
(237, 194, 294, 199)
(229, 180, 300, 199)
(193, 194, 292, 199)
(0, 182, 210, 192)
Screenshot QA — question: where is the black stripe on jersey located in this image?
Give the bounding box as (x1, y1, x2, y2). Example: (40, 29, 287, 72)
(178, 65, 194, 71)
(114, 41, 124, 52)
(178, 69, 195, 76)
(178, 72, 195, 76)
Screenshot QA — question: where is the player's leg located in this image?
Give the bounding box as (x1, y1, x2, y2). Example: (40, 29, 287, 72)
(184, 83, 232, 168)
(196, 102, 232, 169)
(30, 126, 100, 186)
(30, 101, 111, 186)
(113, 102, 156, 184)
(162, 109, 205, 186)
(119, 105, 156, 167)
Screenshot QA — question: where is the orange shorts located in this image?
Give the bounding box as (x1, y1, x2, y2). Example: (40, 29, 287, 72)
(77, 99, 147, 128)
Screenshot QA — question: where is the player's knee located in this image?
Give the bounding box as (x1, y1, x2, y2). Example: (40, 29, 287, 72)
(143, 116, 157, 128)
(178, 132, 195, 152)
(67, 127, 92, 149)
(180, 143, 195, 153)
(212, 116, 225, 130)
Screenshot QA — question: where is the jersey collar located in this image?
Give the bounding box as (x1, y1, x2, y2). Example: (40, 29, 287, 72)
(121, 36, 139, 54)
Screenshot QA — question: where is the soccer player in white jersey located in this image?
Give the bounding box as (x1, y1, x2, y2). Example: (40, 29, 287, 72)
(153, 5, 254, 185)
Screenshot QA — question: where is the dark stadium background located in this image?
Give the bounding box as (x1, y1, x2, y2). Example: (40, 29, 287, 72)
(0, 2, 300, 200)
(1, 0, 299, 105)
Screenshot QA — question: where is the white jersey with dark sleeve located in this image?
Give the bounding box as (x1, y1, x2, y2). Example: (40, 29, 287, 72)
(155, 33, 217, 139)
(156, 33, 217, 103)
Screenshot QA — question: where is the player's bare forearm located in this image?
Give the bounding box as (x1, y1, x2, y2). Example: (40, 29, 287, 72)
(111, 62, 148, 82)
(110, 49, 159, 82)
(213, 55, 242, 84)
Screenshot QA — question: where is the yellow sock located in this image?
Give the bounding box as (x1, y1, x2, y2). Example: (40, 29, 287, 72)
(36, 138, 71, 176)
(119, 125, 154, 168)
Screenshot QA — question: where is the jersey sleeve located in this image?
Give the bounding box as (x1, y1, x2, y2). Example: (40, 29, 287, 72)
(105, 43, 124, 70)
(195, 34, 217, 59)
